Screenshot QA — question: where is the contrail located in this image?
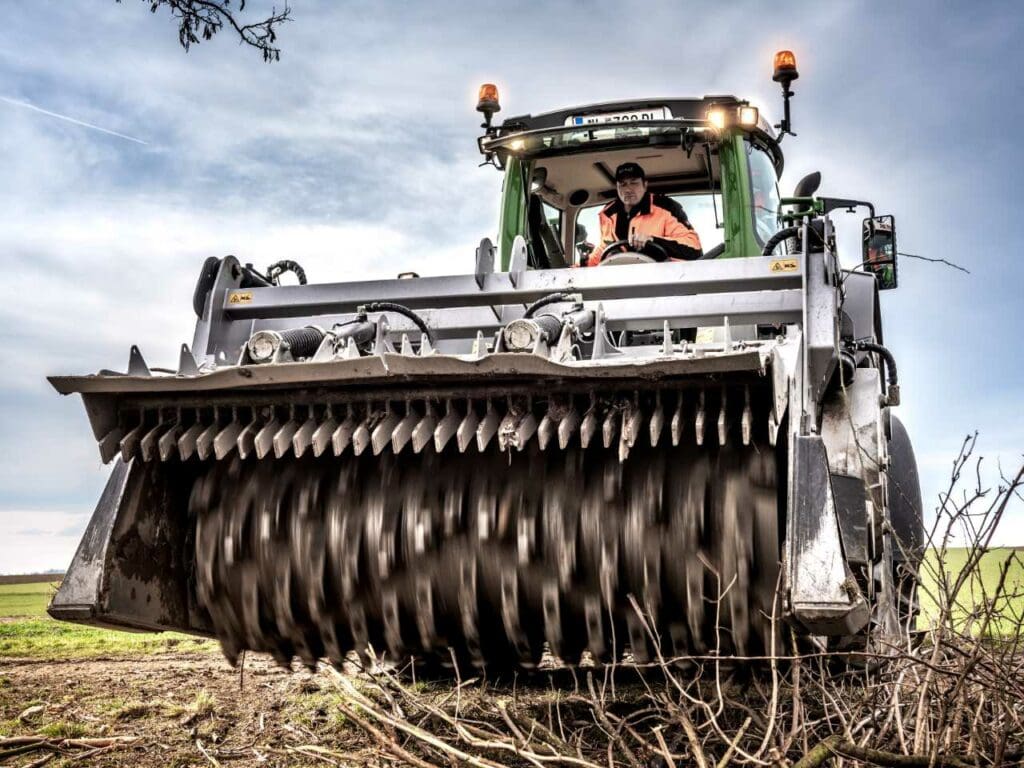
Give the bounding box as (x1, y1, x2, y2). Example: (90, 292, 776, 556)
(0, 95, 148, 146)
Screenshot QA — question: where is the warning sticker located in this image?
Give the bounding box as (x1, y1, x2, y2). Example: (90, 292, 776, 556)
(769, 258, 799, 273)
(228, 291, 253, 305)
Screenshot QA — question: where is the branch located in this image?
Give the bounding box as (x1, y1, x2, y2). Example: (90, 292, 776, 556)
(121, 0, 291, 61)
(898, 251, 970, 274)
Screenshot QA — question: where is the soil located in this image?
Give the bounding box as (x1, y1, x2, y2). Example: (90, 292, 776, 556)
(0, 652, 376, 767)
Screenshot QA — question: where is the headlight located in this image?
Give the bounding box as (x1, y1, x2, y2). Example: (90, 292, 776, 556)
(503, 319, 540, 352)
(247, 330, 282, 363)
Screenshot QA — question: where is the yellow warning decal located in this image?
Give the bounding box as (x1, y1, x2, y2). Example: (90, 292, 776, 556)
(769, 258, 799, 273)
(228, 291, 253, 305)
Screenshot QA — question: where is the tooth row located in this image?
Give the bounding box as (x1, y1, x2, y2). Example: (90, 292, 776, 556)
(99, 385, 771, 464)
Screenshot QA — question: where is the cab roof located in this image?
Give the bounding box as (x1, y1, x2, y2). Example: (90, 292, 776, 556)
(499, 96, 772, 136)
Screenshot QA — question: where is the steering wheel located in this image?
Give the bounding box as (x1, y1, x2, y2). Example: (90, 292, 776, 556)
(597, 238, 667, 265)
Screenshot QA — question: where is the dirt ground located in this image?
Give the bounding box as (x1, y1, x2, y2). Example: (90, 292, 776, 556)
(0, 651, 378, 767)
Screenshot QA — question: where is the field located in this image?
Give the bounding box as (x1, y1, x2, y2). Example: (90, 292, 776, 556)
(1, 549, 1021, 766)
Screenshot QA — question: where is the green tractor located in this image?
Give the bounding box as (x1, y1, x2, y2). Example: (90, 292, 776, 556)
(48, 52, 922, 671)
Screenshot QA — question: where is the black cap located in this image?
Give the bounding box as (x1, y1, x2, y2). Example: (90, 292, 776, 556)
(614, 162, 646, 182)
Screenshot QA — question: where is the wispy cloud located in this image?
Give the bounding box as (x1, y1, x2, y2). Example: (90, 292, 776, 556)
(0, 95, 148, 145)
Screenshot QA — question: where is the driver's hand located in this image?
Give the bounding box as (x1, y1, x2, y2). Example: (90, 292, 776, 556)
(629, 230, 653, 250)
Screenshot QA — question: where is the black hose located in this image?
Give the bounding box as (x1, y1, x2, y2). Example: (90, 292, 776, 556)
(279, 326, 326, 359)
(852, 340, 899, 403)
(362, 301, 434, 345)
(266, 260, 308, 285)
(760, 226, 801, 257)
(524, 292, 574, 318)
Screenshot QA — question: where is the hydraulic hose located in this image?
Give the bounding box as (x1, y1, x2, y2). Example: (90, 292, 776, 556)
(524, 292, 575, 319)
(266, 260, 308, 285)
(760, 226, 801, 257)
(362, 301, 435, 345)
(278, 326, 326, 359)
(852, 340, 899, 405)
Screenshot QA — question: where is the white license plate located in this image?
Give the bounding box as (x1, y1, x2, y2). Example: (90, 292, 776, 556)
(564, 107, 671, 126)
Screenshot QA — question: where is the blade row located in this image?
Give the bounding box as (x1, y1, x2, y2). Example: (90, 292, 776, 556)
(99, 385, 776, 465)
(191, 440, 780, 672)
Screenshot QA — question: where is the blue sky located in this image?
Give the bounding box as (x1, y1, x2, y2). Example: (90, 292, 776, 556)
(1, 0, 1021, 572)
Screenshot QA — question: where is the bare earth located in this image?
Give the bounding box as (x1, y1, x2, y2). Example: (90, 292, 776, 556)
(0, 652, 373, 767)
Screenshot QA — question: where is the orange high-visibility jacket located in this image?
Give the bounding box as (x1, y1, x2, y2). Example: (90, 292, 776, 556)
(586, 193, 702, 266)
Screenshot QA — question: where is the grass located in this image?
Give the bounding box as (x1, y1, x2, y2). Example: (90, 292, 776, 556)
(0, 581, 58, 618)
(1, 547, 1020, 658)
(918, 547, 1024, 634)
(0, 579, 215, 659)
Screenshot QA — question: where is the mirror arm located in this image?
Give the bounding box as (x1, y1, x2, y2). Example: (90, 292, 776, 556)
(818, 197, 875, 218)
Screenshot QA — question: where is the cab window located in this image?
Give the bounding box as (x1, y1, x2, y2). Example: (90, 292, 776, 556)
(747, 143, 781, 246)
(575, 192, 723, 264)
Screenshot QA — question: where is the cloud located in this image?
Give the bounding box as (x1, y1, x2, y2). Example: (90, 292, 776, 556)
(1, 0, 1022, 573)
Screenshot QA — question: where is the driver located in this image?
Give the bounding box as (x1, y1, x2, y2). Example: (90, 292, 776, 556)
(585, 162, 703, 266)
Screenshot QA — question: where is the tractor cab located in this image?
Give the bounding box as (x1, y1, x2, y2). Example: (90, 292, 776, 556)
(477, 93, 785, 270)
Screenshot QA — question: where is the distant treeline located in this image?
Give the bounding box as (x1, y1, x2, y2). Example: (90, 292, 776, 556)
(0, 573, 63, 585)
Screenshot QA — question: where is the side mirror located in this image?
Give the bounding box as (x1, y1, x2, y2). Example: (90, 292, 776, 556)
(863, 215, 898, 290)
(793, 171, 821, 198)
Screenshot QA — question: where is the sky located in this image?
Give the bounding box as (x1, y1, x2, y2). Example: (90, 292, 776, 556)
(1, 0, 1022, 573)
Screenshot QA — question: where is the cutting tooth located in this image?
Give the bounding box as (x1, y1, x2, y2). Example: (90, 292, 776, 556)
(717, 389, 728, 446)
(602, 407, 619, 449)
(236, 418, 258, 459)
(382, 589, 404, 658)
(414, 576, 437, 651)
(497, 412, 517, 451)
(475, 400, 500, 452)
(158, 423, 183, 462)
(500, 571, 534, 666)
(619, 401, 643, 462)
(671, 393, 685, 446)
(542, 581, 563, 658)
(537, 404, 558, 450)
(695, 391, 706, 446)
(580, 399, 599, 449)
(311, 407, 338, 457)
(649, 392, 665, 447)
(254, 415, 281, 459)
(178, 416, 206, 460)
(119, 418, 147, 463)
(435, 400, 461, 452)
(371, 408, 400, 455)
(332, 408, 358, 455)
(501, 411, 538, 452)
(742, 386, 752, 446)
(557, 404, 580, 449)
(412, 403, 438, 453)
(768, 409, 779, 447)
(292, 411, 317, 458)
(352, 410, 374, 456)
(584, 595, 605, 658)
(459, 554, 483, 667)
(98, 427, 125, 464)
(272, 414, 300, 458)
(195, 418, 220, 460)
(456, 399, 480, 453)
(139, 419, 171, 462)
(214, 417, 243, 460)
(391, 403, 418, 453)
(623, 400, 643, 448)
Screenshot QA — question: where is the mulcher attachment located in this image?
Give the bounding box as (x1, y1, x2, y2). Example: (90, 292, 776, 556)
(192, 437, 780, 671)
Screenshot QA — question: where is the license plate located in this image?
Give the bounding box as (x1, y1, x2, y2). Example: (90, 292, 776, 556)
(565, 107, 671, 126)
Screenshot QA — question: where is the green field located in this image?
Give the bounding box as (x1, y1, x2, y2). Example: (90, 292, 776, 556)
(0, 580, 215, 658)
(1, 547, 1021, 658)
(918, 547, 1024, 634)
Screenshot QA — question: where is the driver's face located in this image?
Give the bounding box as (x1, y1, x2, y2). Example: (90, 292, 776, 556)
(616, 176, 647, 207)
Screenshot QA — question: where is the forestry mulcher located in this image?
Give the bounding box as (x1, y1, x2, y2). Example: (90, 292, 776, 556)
(49, 52, 923, 671)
